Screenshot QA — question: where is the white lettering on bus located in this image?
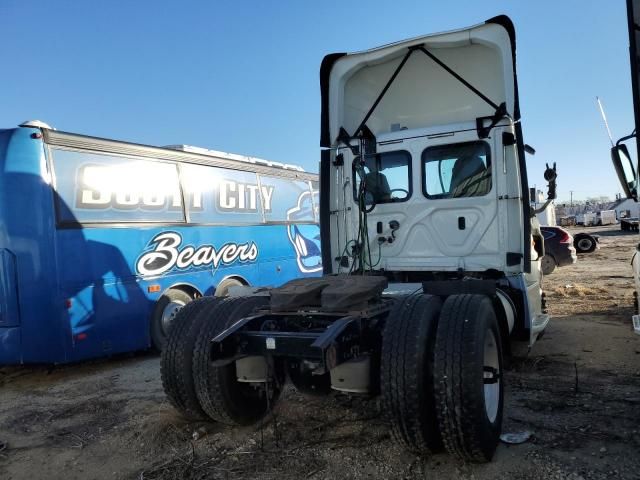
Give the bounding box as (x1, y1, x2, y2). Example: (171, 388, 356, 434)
(217, 181, 274, 212)
(81, 188, 111, 206)
(136, 231, 259, 276)
(77, 164, 183, 211)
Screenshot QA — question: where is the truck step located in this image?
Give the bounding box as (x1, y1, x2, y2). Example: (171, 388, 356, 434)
(532, 314, 550, 336)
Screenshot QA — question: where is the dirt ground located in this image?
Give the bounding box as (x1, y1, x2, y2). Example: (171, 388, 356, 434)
(2, 225, 640, 480)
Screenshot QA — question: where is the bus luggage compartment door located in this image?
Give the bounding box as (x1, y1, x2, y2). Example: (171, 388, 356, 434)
(0, 249, 20, 327)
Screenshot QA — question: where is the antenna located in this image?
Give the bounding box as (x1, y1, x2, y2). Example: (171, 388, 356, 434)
(596, 96, 615, 147)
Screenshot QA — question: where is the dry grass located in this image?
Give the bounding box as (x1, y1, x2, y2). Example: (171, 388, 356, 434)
(550, 283, 609, 298)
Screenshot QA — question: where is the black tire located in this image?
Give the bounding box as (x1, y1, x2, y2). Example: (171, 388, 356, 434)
(574, 234, 596, 253)
(214, 277, 244, 297)
(193, 296, 283, 425)
(381, 294, 443, 453)
(541, 254, 556, 275)
(160, 296, 220, 420)
(151, 288, 194, 351)
(433, 294, 504, 463)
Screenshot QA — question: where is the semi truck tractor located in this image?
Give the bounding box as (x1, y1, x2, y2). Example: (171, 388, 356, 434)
(161, 15, 556, 462)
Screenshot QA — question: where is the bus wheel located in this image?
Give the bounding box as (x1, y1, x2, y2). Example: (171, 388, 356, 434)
(433, 294, 504, 463)
(381, 294, 443, 453)
(192, 296, 284, 425)
(214, 277, 244, 297)
(151, 288, 194, 351)
(160, 296, 220, 420)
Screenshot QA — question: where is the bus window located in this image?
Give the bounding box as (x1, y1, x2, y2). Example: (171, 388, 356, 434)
(181, 164, 263, 224)
(259, 176, 315, 223)
(52, 149, 184, 224)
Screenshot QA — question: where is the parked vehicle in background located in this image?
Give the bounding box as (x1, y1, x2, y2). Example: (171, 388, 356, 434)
(0, 122, 321, 364)
(540, 226, 577, 275)
(573, 232, 600, 253)
(620, 216, 640, 231)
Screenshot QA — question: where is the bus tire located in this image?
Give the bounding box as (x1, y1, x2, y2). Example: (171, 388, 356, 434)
(214, 277, 245, 297)
(433, 294, 504, 463)
(193, 296, 283, 425)
(151, 288, 194, 351)
(381, 294, 443, 453)
(160, 296, 220, 421)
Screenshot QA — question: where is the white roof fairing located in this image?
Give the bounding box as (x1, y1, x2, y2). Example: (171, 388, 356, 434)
(321, 17, 518, 147)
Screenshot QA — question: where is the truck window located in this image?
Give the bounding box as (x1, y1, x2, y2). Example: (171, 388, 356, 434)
(353, 150, 411, 205)
(422, 141, 491, 199)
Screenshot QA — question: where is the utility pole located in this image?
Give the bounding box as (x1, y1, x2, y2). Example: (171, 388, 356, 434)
(570, 191, 573, 208)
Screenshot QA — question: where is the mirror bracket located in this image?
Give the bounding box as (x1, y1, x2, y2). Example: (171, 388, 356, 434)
(543, 162, 557, 200)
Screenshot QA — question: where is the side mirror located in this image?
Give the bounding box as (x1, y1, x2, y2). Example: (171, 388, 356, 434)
(524, 144, 536, 155)
(543, 162, 557, 200)
(611, 144, 638, 201)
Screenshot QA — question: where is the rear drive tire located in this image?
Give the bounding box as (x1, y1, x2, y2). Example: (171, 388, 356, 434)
(433, 294, 504, 463)
(193, 296, 283, 425)
(160, 296, 220, 420)
(151, 288, 194, 351)
(574, 234, 596, 253)
(381, 294, 443, 453)
(541, 254, 556, 275)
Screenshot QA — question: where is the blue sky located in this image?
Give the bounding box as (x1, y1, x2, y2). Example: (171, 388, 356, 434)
(0, 0, 633, 202)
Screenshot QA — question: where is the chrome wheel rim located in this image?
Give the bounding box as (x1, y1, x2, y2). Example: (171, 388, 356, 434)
(483, 329, 500, 423)
(161, 300, 186, 334)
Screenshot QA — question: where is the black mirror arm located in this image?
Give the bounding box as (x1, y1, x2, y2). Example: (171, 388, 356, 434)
(616, 130, 636, 146)
(533, 198, 553, 215)
(543, 162, 557, 200)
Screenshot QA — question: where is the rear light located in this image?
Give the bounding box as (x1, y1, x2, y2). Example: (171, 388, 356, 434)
(558, 230, 572, 244)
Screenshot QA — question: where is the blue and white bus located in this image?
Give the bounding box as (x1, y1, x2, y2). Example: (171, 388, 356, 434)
(0, 121, 321, 364)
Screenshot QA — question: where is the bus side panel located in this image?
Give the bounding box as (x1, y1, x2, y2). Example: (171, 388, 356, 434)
(0, 249, 22, 363)
(0, 327, 22, 364)
(54, 223, 321, 362)
(55, 228, 153, 361)
(0, 128, 65, 364)
(0, 249, 20, 327)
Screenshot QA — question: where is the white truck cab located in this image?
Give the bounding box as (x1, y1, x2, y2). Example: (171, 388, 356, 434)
(320, 16, 552, 344)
